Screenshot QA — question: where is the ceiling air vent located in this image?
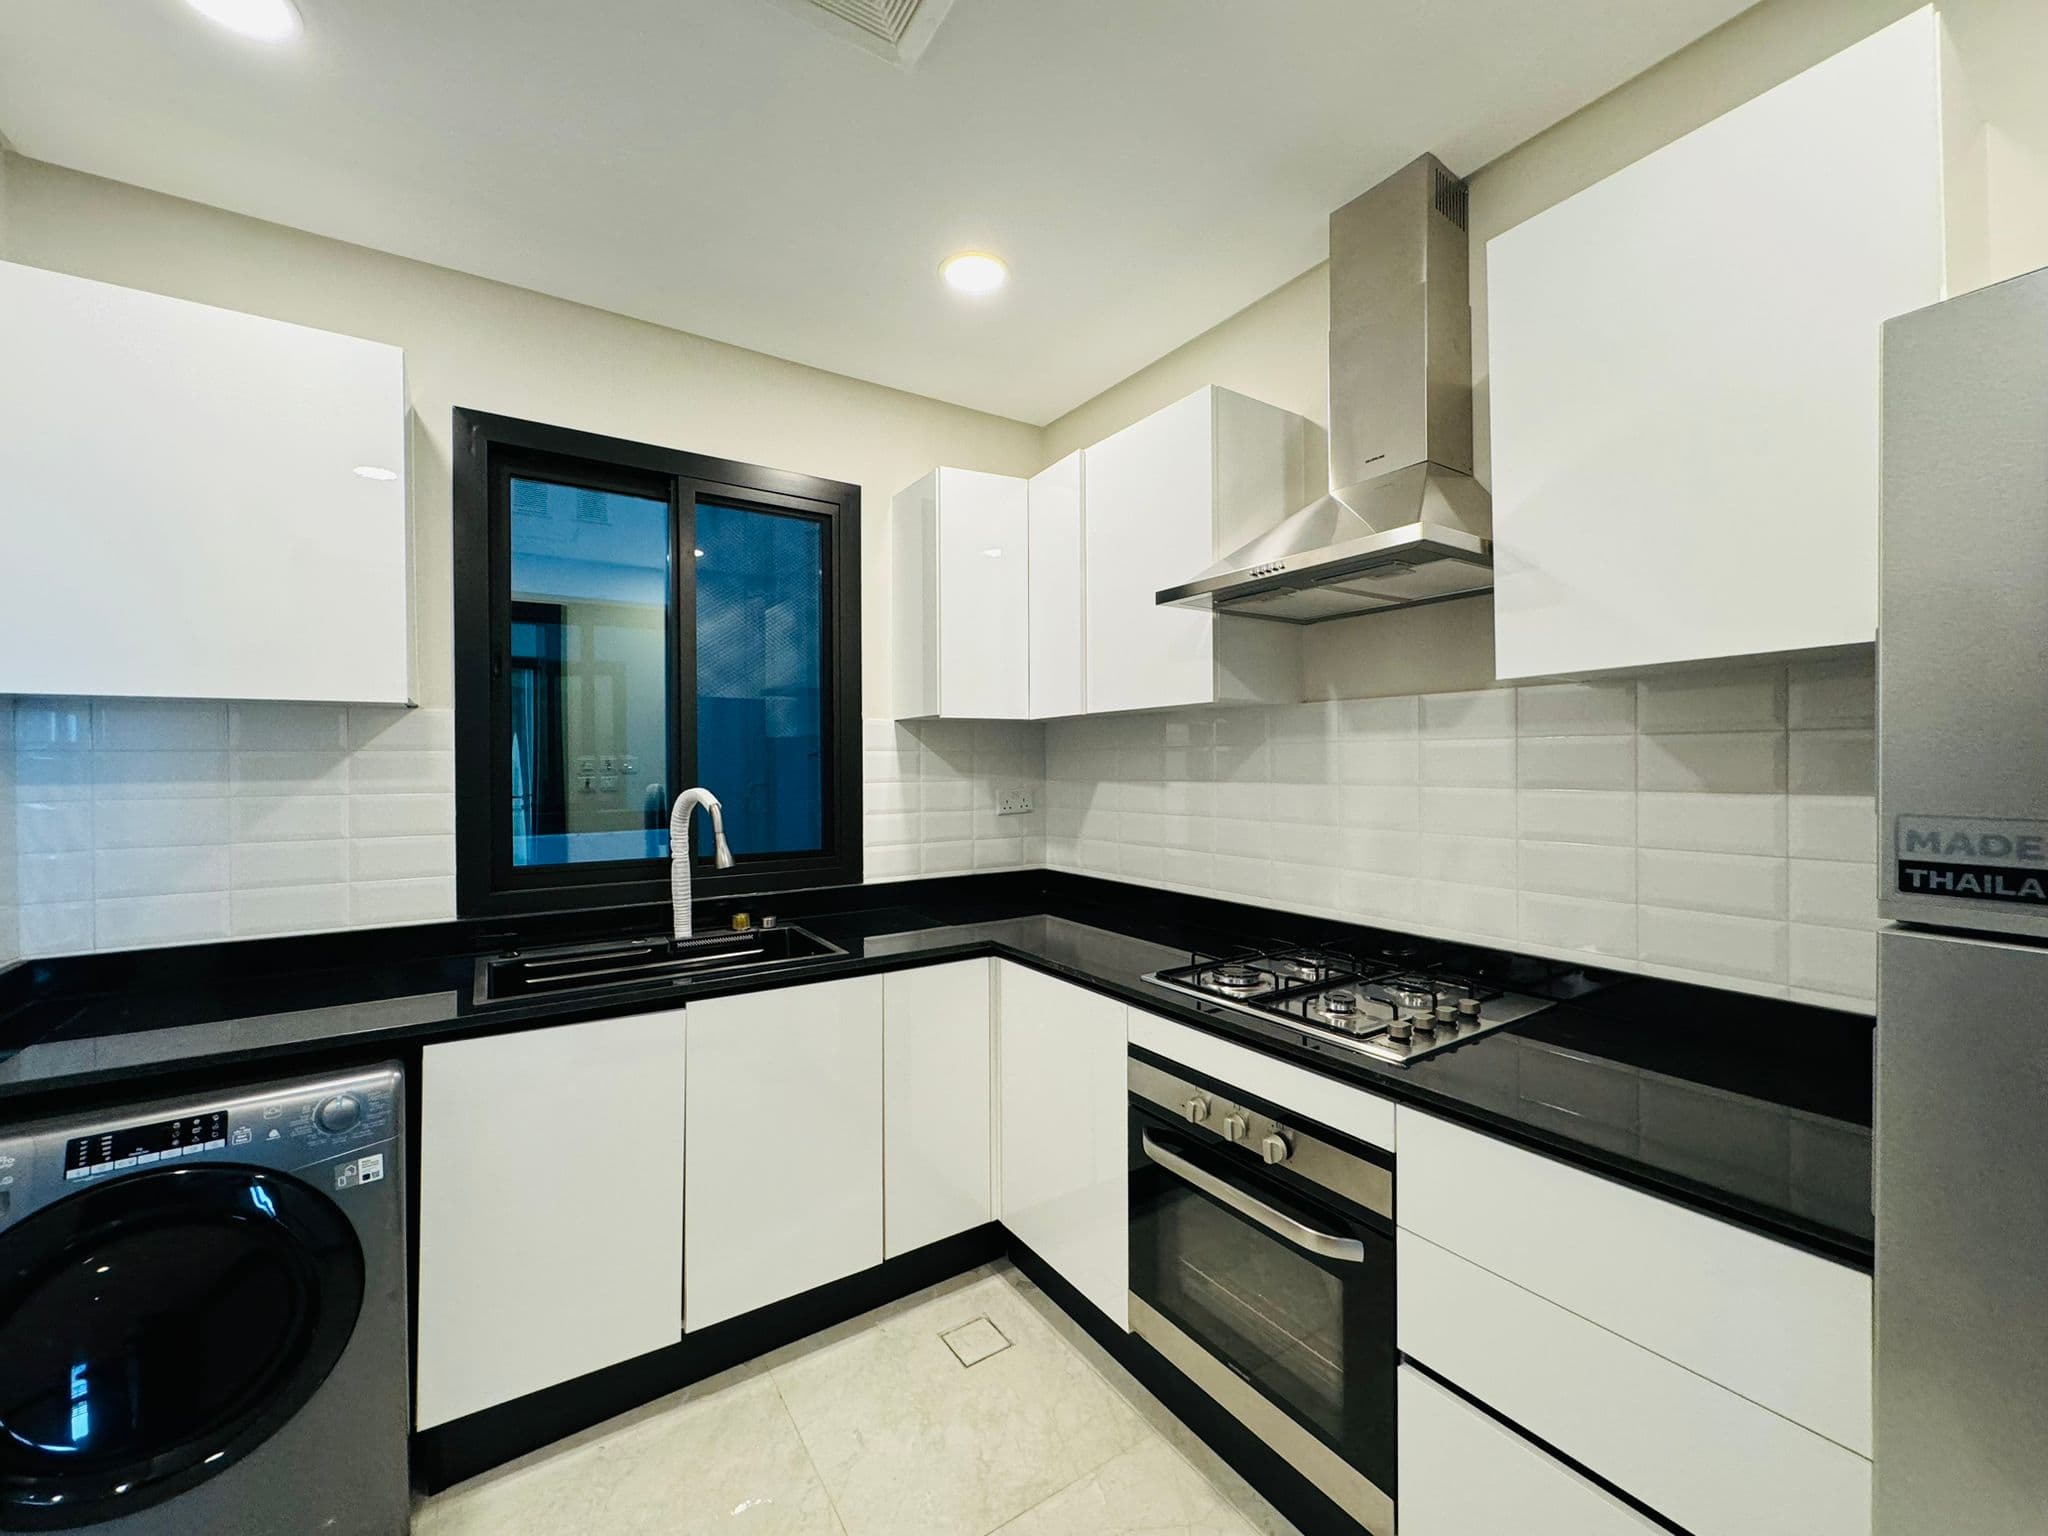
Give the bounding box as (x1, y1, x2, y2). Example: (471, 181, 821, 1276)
(757, 0, 960, 66)
(1432, 166, 1469, 232)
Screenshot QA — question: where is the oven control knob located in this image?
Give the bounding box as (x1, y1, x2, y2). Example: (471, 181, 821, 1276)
(314, 1094, 362, 1135)
(1457, 996, 1482, 1019)
(1222, 1114, 1250, 1144)
(1260, 1132, 1292, 1166)
(1182, 1097, 1211, 1126)
(1387, 1020, 1414, 1043)
(1434, 1003, 1459, 1029)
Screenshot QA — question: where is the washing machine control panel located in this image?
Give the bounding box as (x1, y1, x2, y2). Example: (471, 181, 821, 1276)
(63, 1110, 230, 1180)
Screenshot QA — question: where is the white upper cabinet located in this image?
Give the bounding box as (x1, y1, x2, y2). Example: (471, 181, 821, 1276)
(0, 260, 412, 703)
(1083, 386, 1311, 714)
(1027, 451, 1086, 720)
(1486, 8, 1944, 679)
(892, 466, 1031, 719)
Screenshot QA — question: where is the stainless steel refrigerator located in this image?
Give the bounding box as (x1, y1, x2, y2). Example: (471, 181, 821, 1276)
(1876, 263, 2048, 1534)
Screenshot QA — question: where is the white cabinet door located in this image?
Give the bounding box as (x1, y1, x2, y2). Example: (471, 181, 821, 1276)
(1487, 8, 1943, 678)
(891, 467, 1029, 719)
(415, 1012, 685, 1428)
(1399, 1366, 1665, 1536)
(0, 259, 411, 703)
(685, 976, 884, 1330)
(996, 962, 1127, 1326)
(1028, 452, 1086, 719)
(883, 960, 993, 1257)
(1083, 390, 1219, 714)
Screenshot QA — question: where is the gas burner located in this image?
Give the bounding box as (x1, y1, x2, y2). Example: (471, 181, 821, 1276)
(1264, 955, 1328, 982)
(1207, 964, 1266, 992)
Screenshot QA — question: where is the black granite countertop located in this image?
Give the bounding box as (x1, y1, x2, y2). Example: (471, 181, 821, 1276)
(0, 872, 1874, 1268)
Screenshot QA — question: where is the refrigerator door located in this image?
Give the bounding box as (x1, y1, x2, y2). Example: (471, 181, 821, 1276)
(1875, 926, 2048, 1535)
(1878, 266, 2048, 942)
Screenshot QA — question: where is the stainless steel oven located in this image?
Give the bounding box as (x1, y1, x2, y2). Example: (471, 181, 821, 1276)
(1127, 1053, 1396, 1534)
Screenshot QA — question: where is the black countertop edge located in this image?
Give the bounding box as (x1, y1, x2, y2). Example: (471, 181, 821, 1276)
(0, 871, 1874, 1269)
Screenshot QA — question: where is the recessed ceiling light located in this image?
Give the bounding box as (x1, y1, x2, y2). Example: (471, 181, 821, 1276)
(941, 252, 1008, 297)
(352, 465, 398, 481)
(184, 0, 303, 43)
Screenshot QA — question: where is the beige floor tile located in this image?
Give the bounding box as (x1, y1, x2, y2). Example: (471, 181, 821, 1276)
(770, 1272, 1150, 1536)
(414, 1374, 844, 1536)
(993, 1438, 1257, 1536)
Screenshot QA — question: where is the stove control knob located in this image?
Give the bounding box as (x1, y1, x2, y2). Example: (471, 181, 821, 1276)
(1182, 1096, 1212, 1126)
(1457, 996, 1482, 1020)
(1435, 1003, 1459, 1029)
(1222, 1114, 1250, 1144)
(314, 1094, 362, 1135)
(1387, 1019, 1414, 1044)
(1260, 1132, 1292, 1166)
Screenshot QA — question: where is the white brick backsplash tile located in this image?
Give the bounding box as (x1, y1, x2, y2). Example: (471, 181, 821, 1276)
(1120, 844, 1165, 882)
(17, 802, 93, 854)
(974, 838, 1030, 870)
(1213, 818, 1267, 859)
(1339, 739, 1419, 784)
(347, 707, 456, 752)
(1416, 881, 1517, 939)
(1639, 906, 1788, 985)
(921, 780, 972, 812)
(1637, 792, 1786, 855)
(1419, 835, 1517, 888)
(1517, 735, 1633, 791)
(922, 810, 972, 843)
(1343, 829, 1421, 876)
(921, 841, 974, 874)
(348, 795, 455, 839)
(350, 878, 455, 926)
(95, 798, 231, 850)
(1788, 730, 1875, 795)
(1520, 892, 1636, 958)
(1159, 846, 1213, 890)
(349, 750, 454, 795)
(17, 753, 93, 801)
(92, 751, 230, 800)
(232, 702, 351, 750)
(14, 698, 93, 750)
(1272, 784, 1337, 824)
(1519, 841, 1635, 902)
(96, 892, 230, 949)
(1636, 669, 1785, 734)
(864, 812, 918, 848)
(1788, 796, 1877, 862)
(864, 750, 914, 783)
(232, 796, 350, 843)
(1420, 788, 1516, 837)
(1787, 656, 1876, 730)
(20, 902, 94, 955)
(19, 852, 94, 905)
(1269, 738, 1331, 783)
(233, 840, 351, 889)
(230, 751, 348, 796)
(1790, 924, 1877, 1000)
(1637, 848, 1787, 919)
(232, 884, 353, 936)
(349, 836, 456, 882)
(1637, 732, 1786, 793)
(1341, 784, 1421, 830)
(1340, 870, 1414, 921)
(1421, 688, 1515, 738)
(1789, 860, 1879, 928)
(1330, 695, 1419, 737)
(1517, 790, 1635, 847)
(94, 846, 229, 899)
(864, 846, 919, 879)
(1212, 854, 1272, 898)
(1420, 737, 1515, 787)
(94, 699, 228, 751)
(1515, 681, 1634, 736)
(1270, 820, 1341, 867)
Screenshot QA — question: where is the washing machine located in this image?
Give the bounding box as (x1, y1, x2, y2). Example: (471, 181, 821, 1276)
(0, 1065, 409, 1533)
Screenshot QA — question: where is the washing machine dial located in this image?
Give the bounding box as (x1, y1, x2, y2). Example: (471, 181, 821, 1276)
(314, 1094, 364, 1135)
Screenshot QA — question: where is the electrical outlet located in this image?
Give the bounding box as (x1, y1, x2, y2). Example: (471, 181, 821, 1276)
(998, 786, 1034, 816)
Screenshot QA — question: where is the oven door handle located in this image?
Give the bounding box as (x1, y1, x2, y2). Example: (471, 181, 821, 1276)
(1140, 1130, 1367, 1264)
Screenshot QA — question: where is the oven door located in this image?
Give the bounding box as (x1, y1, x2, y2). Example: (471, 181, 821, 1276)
(1128, 1086, 1395, 1534)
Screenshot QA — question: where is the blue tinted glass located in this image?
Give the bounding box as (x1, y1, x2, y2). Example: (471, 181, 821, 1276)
(694, 502, 825, 858)
(507, 477, 672, 867)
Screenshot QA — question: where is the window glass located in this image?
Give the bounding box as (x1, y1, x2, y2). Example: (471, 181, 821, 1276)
(694, 501, 825, 858)
(507, 477, 672, 867)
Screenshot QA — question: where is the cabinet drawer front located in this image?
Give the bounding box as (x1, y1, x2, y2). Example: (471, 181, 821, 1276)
(1396, 1107, 1870, 1453)
(1128, 1008, 1394, 1151)
(1400, 1231, 1870, 1536)
(1399, 1366, 1664, 1536)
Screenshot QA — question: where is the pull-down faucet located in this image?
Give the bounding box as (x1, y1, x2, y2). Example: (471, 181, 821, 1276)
(669, 788, 734, 942)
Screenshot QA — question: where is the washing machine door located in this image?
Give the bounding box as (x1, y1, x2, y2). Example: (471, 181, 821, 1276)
(0, 1164, 365, 1530)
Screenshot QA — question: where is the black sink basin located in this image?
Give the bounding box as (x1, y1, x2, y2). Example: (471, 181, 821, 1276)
(474, 925, 845, 1005)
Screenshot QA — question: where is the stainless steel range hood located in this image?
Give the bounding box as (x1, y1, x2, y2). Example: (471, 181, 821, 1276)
(1158, 154, 1493, 623)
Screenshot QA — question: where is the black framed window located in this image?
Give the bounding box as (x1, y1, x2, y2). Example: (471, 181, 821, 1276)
(454, 409, 861, 916)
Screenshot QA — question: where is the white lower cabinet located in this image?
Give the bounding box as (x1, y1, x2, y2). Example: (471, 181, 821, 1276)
(685, 976, 884, 1331)
(415, 1011, 687, 1429)
(883, 960, 994, 1258)
(995, 962, 1128, 1326)
(1399, 1366, 1664, 1536)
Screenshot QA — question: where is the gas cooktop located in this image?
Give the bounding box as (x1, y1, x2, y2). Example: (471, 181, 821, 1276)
(1144, 944, 1555, 1065)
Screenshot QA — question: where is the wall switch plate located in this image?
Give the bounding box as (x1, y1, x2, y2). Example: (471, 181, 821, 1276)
(998, 787, 1034, 816)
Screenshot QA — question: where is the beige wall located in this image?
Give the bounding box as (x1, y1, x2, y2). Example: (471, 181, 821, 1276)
(0, 155, 1044, 716)
(1041, 0, 2048, 698)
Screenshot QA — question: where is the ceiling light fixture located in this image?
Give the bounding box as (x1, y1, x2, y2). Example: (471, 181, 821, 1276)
(184, 0, 303, 43)
(352, 465, 398, 481)
(941, 252, 1008, 297)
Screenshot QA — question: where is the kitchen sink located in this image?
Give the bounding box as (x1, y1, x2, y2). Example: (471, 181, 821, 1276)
(473, 925, 845, 1005)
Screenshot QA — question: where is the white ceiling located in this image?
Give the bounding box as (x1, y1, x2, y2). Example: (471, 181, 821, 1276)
(0, 0, 1753, 424)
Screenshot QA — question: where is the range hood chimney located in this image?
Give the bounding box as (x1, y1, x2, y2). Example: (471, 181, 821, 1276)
(1157, 153, 1493, 622)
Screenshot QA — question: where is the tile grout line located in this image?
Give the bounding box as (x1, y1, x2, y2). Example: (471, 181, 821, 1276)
(764, 1371, 858, 1536)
